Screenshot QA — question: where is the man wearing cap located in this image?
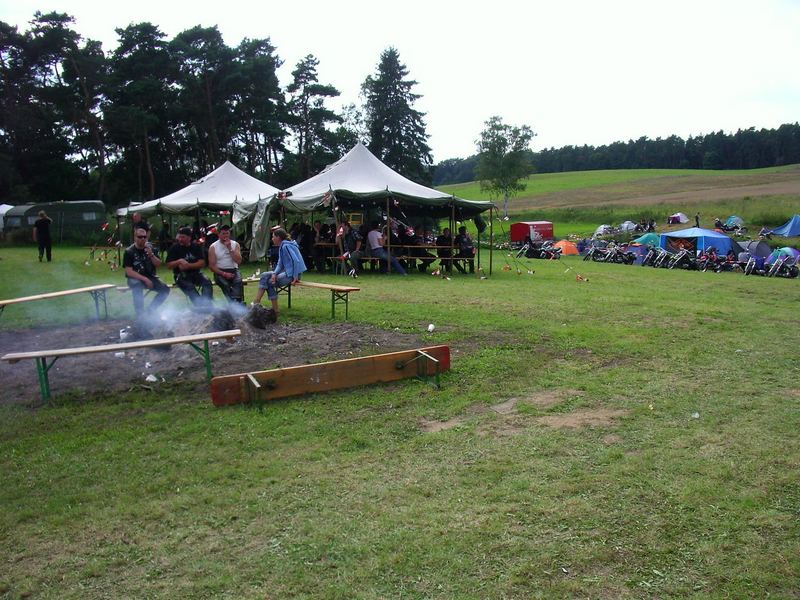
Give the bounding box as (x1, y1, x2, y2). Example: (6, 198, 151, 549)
(166, 226, 214, 307)
(208, 225, 243, 303)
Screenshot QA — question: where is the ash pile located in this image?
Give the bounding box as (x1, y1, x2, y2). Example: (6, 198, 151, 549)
(129, 303, 277, 343)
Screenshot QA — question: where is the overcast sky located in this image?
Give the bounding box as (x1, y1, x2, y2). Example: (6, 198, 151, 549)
(4, 0, 799, 162)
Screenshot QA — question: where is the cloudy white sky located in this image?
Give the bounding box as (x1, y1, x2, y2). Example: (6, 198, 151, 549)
(3, 0, 799, 161)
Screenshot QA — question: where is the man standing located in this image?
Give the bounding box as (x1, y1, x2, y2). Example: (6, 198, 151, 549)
(695, 212, 700, 228)
(367, 222, 406, 275)
(208, 225, 243, 303)
(124, 226, 170, 316)
(32, 210, 53, 262)
(253, 228, 307, 319)
(166, 226, 213, 308)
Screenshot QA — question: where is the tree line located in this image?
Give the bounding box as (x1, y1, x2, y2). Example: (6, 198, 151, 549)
(0, 13, 431, 207)
(434, 123, 800, 186)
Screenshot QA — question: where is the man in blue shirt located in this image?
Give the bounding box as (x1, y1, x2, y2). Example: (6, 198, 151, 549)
(253, 227, 307, 318)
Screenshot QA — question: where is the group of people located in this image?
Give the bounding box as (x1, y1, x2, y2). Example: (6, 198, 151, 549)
(118, 212, 477, 320)
(283, 219, 476, 278)
(123, 214, 306, 321)
(124, 220, 245, 316)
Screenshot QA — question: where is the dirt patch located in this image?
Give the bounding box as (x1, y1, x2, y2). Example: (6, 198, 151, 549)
(489, 398, 518, 414)
(536, 408, 629, 429)
(495, 389, 583, 413)
(602, 433, 623, 445)
(419, 416, 468, 433)
(0, 312, 424, 406)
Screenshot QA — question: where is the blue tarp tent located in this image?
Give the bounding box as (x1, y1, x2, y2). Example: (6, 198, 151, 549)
(659, 227, 737, 255)
(771, 215, 800, 237)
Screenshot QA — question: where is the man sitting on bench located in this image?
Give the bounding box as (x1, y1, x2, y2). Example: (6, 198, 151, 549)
(166, 226, 214, 308)
(124, 226, 171, 316)
(252, 227, 306, 319)
(208, 225, 244, 303)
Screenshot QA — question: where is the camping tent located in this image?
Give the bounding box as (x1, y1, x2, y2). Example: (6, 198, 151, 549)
(632, 232, 660, 246)
(766, 247, 800, 265)
(594, 224, 614, 237)
(668, 212, 689, 224)
(553, 240, 579, 255)
(771, 215, 800, 237)
(250, 142, 493, 259)
(737, 240, 771, 258)
(659, 227, 737, 255)
(726, 215, 744, 227)
(619, 220, 637, 232)
(0, 203, 12, 232)
(121, 161, 279, 223)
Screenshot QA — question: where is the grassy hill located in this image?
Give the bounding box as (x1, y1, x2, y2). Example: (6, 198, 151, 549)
(439, 165, 800, 236)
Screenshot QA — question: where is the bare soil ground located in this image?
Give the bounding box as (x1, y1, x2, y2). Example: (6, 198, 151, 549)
(517, 165, 800, 209)
(0, 312, 424, 406)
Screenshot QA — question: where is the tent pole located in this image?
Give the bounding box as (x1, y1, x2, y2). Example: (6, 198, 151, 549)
(489, 206, 494, 275)
(450, 203, 456, 274)
(385, 196, 392, 273)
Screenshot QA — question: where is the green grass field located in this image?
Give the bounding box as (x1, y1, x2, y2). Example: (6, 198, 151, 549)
(1, 244, 798, 598)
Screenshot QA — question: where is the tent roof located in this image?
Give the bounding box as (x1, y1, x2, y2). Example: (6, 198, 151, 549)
(660, 227, 737, 254)
(736, 240, 771, 258)
(280, 143, 493, 218)
(771, 214, 800, 237)
(123, 161, 279, 218)
(632, 232, 660, 246)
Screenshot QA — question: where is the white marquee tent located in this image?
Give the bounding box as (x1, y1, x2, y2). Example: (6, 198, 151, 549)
(248, 143, 493, 259)
(121, 161, 279, 223)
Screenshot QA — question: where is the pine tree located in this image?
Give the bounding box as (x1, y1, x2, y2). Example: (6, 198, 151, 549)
(362, 47, 432, 185)
(286, 54, 341, 181)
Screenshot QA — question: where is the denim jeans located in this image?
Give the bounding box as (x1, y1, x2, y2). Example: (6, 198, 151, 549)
(175, 272, 213, 307)
(214, 269, 243, 302)
(127, 276, 170, 315)
(259, 271, 294, 300)
(370, 247, 406, 275)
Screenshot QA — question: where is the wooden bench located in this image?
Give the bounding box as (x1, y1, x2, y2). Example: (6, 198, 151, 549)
(0, 284, 116, 321)
(1, 329, 241, 402)
(274, 280, 360, 319)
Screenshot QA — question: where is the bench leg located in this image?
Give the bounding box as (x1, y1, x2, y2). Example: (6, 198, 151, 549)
(331, 291, 350, 320)
(276, 283, 292, 308)
(89, 289, 109, 320)
(188, 340, 213, 381)
(35, 356, 57, 402)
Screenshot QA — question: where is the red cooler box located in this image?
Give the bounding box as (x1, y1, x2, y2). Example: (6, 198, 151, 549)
(510, 221, 554, 242)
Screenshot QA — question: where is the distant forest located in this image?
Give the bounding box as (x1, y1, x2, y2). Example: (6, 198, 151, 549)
(432, 123, 800, 185)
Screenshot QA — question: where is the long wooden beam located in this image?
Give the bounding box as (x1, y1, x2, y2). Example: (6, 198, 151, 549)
(211, 345, 451, 407)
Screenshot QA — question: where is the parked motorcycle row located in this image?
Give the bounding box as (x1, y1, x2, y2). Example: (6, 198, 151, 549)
(515, 240, 563, 260)
(582, 243, 637, 265)
(585, 243, 799, 278)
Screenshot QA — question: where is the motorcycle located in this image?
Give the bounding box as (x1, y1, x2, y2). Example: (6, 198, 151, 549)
(604, 244, 636, 265)
(583, 246, 607, 262)
(767, 256, 799, 278)
(641, 245, 658, 267)
(651, 247, 672, 268)
(668, 248, 698, 270)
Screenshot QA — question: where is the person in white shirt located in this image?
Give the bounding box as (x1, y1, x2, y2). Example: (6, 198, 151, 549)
(208, 225, 244, 303)
(367, 222, 406, 275)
